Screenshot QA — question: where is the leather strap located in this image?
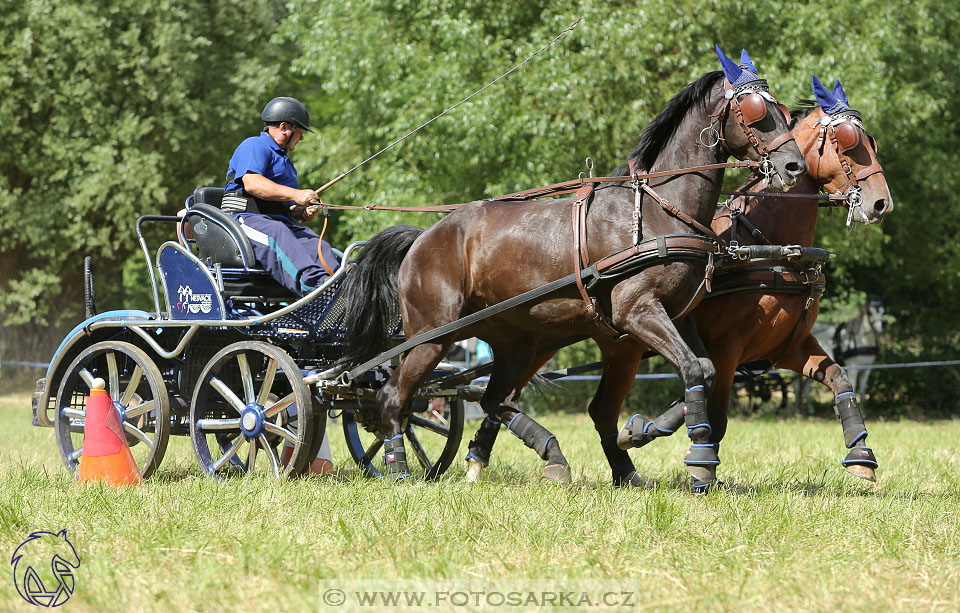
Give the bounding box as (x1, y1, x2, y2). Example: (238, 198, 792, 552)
(572, 187, 621, 336)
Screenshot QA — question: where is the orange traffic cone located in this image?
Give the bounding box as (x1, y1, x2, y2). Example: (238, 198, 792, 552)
(77, 377, 141, 486)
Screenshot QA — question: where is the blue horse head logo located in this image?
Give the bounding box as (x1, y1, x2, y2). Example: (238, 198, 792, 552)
(11, 530, 81, 607)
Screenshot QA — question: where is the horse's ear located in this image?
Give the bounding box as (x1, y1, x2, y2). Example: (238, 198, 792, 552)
(812, 74, 837, 112)
(739, 49, 759, 75)
(57, 529, 68, 540)
(833, 79, 851, 106)
(715, 44, 742, 84)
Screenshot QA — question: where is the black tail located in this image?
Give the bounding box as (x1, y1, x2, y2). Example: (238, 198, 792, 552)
(338, 225, 424, 367)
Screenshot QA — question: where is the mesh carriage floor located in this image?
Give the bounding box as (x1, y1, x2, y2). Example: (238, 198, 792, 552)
(242, 281, 349, 342)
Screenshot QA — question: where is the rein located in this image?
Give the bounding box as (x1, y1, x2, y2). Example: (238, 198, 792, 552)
(313, 160, 762, 214)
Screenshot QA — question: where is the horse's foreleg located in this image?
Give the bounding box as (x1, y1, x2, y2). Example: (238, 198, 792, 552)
(586, 337, 650, 487)
(779, 334, 877, 481)
(616, 308, 717, 490)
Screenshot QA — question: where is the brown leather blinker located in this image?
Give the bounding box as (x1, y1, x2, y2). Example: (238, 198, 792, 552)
(739, 92, 768, 125)
(834, 120, 861, 152)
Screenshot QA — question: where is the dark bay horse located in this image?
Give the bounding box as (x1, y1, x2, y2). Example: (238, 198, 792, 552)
(465, 75, 892, 489)
(338, 47, 806, 481)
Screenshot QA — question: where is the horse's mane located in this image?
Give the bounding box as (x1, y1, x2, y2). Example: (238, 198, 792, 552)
(622, 71, 726, 172)
(789, 99, 818, 128)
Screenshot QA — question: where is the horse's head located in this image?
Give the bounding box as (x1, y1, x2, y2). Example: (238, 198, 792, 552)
(865, 296, 885, 335)
(712, 46, 807, 191)
(793, 76, 893, 225)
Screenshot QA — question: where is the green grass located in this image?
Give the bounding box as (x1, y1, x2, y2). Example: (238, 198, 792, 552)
(1, 388, 959, 612)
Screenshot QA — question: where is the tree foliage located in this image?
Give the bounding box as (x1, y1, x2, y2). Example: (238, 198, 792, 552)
(0, 0, 292, 328)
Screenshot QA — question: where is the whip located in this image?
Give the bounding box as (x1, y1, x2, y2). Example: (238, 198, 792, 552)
(313, 17, 583, 196)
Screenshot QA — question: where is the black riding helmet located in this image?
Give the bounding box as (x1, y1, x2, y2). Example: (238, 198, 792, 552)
(261, 97, 313, 132)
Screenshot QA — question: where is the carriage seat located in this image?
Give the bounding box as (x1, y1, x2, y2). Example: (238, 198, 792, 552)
(184, 187, 293, 299)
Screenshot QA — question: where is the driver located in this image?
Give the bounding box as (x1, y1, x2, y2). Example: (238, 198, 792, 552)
(222, 96, 340, 295)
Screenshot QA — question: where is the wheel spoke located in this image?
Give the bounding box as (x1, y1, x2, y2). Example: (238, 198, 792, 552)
(210, 377, 246, 413)
(406, 426, 433, 472)
(236, 353, 255, 404)
(264, 393, 296, 419)
(125, 399, 156, 420)
(122, 422, 154, 450)
(259, 435, 281, 477)
(68, 448, 82, 462)
(106, 352, 119, 398)
(197, 418, 241, 432)
(121, 365, 143, 406)
(361, 437, 384, 465)
(408, 414, 450, 437)
(78, 368, 96, 389)
(256, 358, 278, 406)
(247, 438, 258, 473)
(61, 407, 85, 419)
(211, 436, 244, 472)
(263, 422, 298, 445)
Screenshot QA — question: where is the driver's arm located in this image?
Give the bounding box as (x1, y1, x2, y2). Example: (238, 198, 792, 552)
(242, 173, 318, 207)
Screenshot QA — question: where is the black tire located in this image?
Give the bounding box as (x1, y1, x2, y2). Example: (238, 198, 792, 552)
(342, 395, 465, 480)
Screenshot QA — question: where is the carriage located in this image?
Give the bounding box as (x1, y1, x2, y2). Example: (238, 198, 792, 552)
(29, 187, 471, 480)
(29, 48, 888, 489)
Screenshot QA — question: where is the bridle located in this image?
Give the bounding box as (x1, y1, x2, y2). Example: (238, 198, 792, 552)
(815, 109, 885, 226)
(700, 77, 797, 184)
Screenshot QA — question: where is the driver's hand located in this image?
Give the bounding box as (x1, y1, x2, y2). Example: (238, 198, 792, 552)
(300, 204, 320, 222)
(292, 189, 319, 207)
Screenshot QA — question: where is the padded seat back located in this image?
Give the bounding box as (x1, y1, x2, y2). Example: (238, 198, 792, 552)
(185, 188, 294, 300)
(187, 188, 253, 269)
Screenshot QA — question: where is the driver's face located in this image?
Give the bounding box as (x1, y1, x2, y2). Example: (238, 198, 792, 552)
(284, 124, 304, 151)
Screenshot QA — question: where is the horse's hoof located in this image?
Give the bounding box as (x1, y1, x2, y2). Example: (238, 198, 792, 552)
(616, 428, 636, 450)
(685, 464, 716, 486)
(543, 463, 572, 484)
(465, 458, 484, 484)
(614, 471, 653, 489)
(692, 478, 725, 494)
(845, 464, 876, 482)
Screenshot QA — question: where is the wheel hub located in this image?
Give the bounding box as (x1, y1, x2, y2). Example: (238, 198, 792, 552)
(114, 400, 126, 420)
(240, 403, 265, 438)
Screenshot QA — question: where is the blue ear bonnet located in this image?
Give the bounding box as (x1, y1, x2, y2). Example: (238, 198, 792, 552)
(812, 74, 852, 114)
(715, 45, 760, 88)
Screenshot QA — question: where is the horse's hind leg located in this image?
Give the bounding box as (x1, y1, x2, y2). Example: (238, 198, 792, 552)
(481, 340, 571, 483)
(778, 334, 877, 481)
(465, 351, 552, 483)
(376, 339, 453, 479)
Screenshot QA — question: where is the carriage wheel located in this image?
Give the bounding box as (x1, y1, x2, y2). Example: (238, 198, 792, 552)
(190, 341, 313, 479)
(54, 341, 170, 479)
(342, 396, 465, 480)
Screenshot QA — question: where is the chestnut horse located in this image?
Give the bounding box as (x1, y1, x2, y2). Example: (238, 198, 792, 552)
(338, 47, 806, 482)
(465, 75, 892, 489)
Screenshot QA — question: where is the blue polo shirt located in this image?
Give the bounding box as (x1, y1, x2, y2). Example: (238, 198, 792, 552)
(225, 132, 299, 215)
